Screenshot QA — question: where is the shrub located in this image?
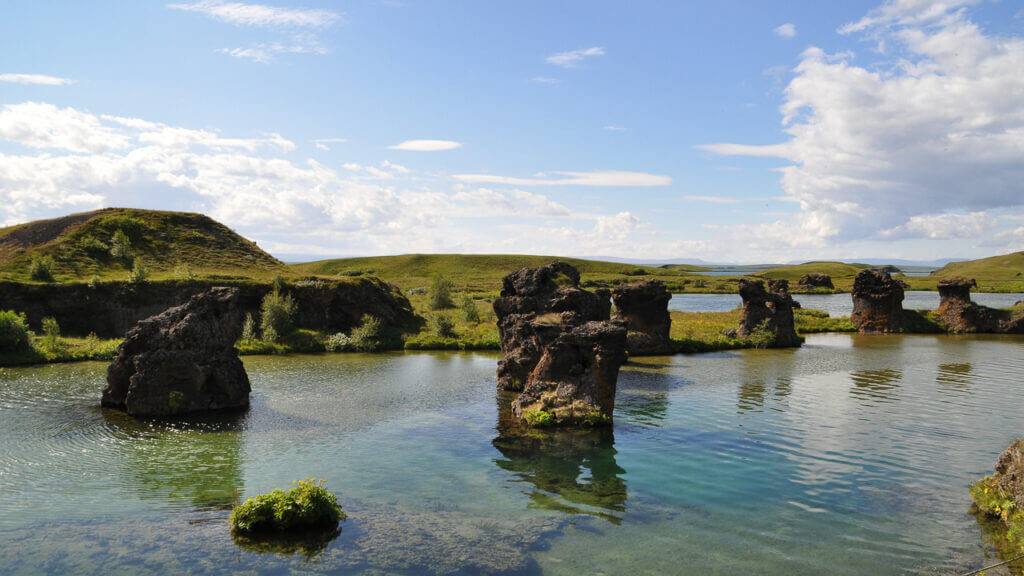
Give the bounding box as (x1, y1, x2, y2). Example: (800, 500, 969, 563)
(109, 229, 133, 262)
(428, 275, 454, 310)
(241, 313, 257, 341)
(229, 479, 344, 534)
(325, 333, 353, 352)
(350, 315, 382, 351)
(408, 286, 427, 296)
(87, 275, 100, 289)
(433, 313, 456, 338)
(127, 261, 149, 284)
(29, 256, 55, 282)
(458, 294, 480, 323)
(746, 318, 776, 349)
(0, 310, 33, 352)
(260, 290, 297, 343)
(174, 264, 196, 280)
(78, 235, 109, 256)
(271, 275, 289, 294)
(40, 317, 63, 352)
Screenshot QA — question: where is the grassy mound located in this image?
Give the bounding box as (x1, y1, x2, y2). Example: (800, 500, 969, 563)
(230, 479, 344, 534)
(0, 208, 285, 282)
(929, 251, 1024, 292)
(757, 261, 872, 291)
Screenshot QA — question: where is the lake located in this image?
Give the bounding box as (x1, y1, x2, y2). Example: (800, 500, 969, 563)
(2, 335, 1023, 575)
(669, 291, 1024, 316)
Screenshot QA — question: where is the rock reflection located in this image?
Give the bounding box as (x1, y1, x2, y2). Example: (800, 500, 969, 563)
(849, 369, 902, 404)
(493, 399, 627, 524)
(737, 349, 796, 413)
(937, 362, 972, 389)
(100, 407, 249, 508)
(970, 508, 1024, 576)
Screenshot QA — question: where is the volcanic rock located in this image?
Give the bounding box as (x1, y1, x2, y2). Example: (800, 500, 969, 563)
(850, 269, 906, 333)
(797, 273, 834, 290)
(611, 279, 673, 355)
(736, 278, 802, 348)
(102, 287, 250, 417)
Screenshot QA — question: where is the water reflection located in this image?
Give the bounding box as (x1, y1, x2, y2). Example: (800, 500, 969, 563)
(737, 349, 796, 413)
(937, 362, 972, 389)
(849, 369, 902, 404)
(971, 509, 1024, 575)
(493, 398, 627, 524)
(231, 528, 340, 559)
(616, 364, 680, 427)
(100, 407, 248, 508)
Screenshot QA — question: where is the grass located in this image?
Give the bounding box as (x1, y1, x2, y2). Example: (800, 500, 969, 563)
(0, 333, 121, 366)
(758, 261, 871, 292)
(971, 474, 1024, 551)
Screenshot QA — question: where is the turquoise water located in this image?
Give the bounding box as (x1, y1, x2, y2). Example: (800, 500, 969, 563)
(669, 291, 1024, 315)
(2, 334, 1024, 574)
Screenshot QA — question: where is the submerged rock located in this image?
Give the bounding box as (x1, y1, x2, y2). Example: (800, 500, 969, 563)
(797, 273, 834, 291)
(493, 262, 610, 391)
(611, 279, 673, 355)
(850, 269, 905, 333)
(102, 287, 250, 417)
(736, 278, 801, 348)
(493, 262, 626, 425)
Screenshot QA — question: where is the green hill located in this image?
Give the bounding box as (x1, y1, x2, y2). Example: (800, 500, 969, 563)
(757, 261, 872, 290)
(926, 251, 1024, 291)
(0, 208, 285, 282)
(290, 254, 715, 293)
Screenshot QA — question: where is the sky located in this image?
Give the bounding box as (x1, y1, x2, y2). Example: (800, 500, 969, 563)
(1, 0, 1023, 263)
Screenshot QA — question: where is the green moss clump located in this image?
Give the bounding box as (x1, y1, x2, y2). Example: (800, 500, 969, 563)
(229, 479, 345, 534)
(523, 410, 555, 427)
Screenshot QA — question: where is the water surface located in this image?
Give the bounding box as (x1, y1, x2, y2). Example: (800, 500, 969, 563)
(670, 291, 1024, 316)
(2, 336, 1024, 574)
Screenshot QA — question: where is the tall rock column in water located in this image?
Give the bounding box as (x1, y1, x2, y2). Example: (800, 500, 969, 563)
(102, 287, 250, 417)
(936, 276, 1024, 333)
(611, 279, 673, 355)
(850, 269, 906, 333)
(736, 278, 802, 347)
(493, 262, 627, 425)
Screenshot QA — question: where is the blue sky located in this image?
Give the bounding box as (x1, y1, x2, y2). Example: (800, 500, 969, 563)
(2, 0, 1023, 262)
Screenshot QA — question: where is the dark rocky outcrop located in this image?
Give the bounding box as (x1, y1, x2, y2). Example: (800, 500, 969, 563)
(736, 278, 801, 348)
(102, 287, 250, 417)
(493, 262, 611, 392)
(510, 320, 627, 425)
(936, 276, 1024, 334)
(850, 269, 906, 333)
(493, 262, 627, 425)
(797, 273, 834, 290)
(611, 279, 673, 355)
(0, 277, 419, 338)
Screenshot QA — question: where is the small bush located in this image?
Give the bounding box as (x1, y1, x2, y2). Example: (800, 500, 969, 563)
(40, 317, 64, 353)
(428, 275, 455, 310)
(325, 333, 353, 352)
(230, 479, 344, 534)
(87, 275, 100, 289)
(174, 264, 196, 280)
(433, 313, 456, 338)
(746, 319, 776, 349)
(271, 275, 289, 294)
(109, 229, 133, 263)
(408, 286, 427, 296)
(0, 310, 33, 352)
(458, 294, 480, 323)
(127, 261, 149, 284)
(78, 235, 109, 256)
(241, 313, 257, 341)
(350, 315, 382, 351)
(260, 290, 297, 342)
(29, 256, 55, 282)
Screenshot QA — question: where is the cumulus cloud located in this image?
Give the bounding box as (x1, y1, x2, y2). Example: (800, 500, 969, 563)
(388, 139, 463, 152)
(452, 170, 671, 187)
(531, 76, 561, 84)
(684, 195, 742, 204)
(312, 137, 347, 151)
(0, 101, 655, 256)
(545, 46, 604, 68)
(0, 74, 75, 86)
(700, 1, 1024, 251)
(774, 23, 796, 38)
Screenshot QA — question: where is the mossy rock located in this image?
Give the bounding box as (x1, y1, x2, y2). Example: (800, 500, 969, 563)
(229, 479, 345, 534)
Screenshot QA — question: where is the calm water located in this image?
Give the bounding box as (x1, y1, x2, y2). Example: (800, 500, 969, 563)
(670, 291, 1024, 316)
(2, 336, 1024, 575)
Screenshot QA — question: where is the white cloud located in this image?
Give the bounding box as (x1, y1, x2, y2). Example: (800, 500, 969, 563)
(700, 1, 1024, 249)
(603, 125, 627, 131)
(0, 74, 75, 86)
(545, 46, 604, 68)
(313, 138, 347, 151)
(167, 1, 339, 28)
(684, 195, 742, 204)
(531, 77, 561, 84)
(388, 139, 463, 152)
(0, 102, 131, 153)
(452, 170, 671, 187)
(774, 23, 797, 38)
